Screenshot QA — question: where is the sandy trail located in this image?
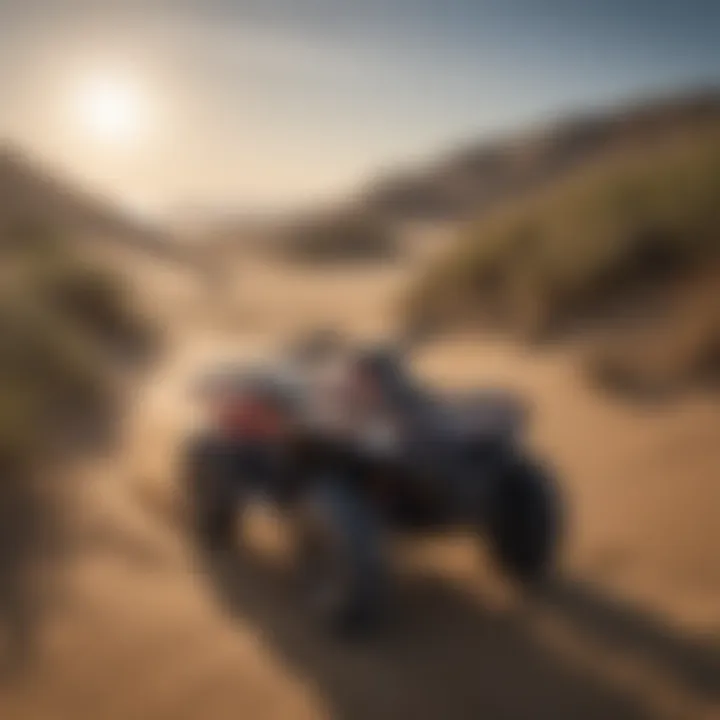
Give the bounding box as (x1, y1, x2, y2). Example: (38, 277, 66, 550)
(1, 258, 718, 720)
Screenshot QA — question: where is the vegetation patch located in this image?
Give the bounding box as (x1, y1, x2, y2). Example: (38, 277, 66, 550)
(0, 220, 156, 664)
(405, 128, 720, 390)
(406, 129, 720, 332)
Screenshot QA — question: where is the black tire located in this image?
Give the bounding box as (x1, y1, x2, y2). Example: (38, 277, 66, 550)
(487, 457, 562, 584)
(294, 479, 385, 636)
(183, 434, 242, 551)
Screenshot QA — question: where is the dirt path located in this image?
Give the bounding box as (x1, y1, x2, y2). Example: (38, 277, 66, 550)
(1, 259, 718, 720)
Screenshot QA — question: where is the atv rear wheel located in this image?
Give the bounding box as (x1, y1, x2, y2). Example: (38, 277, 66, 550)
(184, 435, 243, 551)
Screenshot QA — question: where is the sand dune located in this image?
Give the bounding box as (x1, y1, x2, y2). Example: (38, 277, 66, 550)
(1, 258, 718, 720)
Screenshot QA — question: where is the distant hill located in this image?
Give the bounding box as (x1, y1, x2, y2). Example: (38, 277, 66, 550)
(0, 144, 175, 258)
(188, 90, 720, 270)
(363, 89, 720, 223)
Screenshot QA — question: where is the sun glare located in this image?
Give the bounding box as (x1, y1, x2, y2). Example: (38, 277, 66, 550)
(76, 75, 146, 145)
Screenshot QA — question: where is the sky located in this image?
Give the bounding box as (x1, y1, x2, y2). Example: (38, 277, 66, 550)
(0, 0, 718, 215)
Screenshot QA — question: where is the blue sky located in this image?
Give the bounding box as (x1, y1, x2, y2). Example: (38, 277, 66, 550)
(0, 0, 718, 212)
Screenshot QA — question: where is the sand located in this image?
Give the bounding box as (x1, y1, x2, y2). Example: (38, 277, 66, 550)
(1, 255, 718, 720)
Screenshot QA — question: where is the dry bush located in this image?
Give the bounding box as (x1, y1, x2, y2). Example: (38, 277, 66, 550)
(406, 127, 720, 340)
(32, 260, 154, 356)
(0, 219, 155, 668)
(280, 210, 398, 264)
(586, 264, 720, 395)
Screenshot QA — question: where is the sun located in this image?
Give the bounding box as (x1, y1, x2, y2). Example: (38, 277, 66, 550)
(76, 75, 146, 145)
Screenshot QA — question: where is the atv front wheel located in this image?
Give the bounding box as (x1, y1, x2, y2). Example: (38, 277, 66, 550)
(294, 479, 386, 636)
(486, 457, 562, 584)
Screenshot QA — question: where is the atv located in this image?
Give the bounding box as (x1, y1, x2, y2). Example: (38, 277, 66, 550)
(183, 341, 562, 634)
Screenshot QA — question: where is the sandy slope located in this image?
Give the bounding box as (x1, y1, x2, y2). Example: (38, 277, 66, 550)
(1, 257, 718, 720)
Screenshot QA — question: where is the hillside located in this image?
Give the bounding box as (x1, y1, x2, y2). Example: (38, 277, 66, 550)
(363, 90, 720, 223)
(405, 120, 720, 391)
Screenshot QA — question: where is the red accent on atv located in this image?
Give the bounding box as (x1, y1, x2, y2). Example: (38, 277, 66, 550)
(216, 397, 285, 441)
